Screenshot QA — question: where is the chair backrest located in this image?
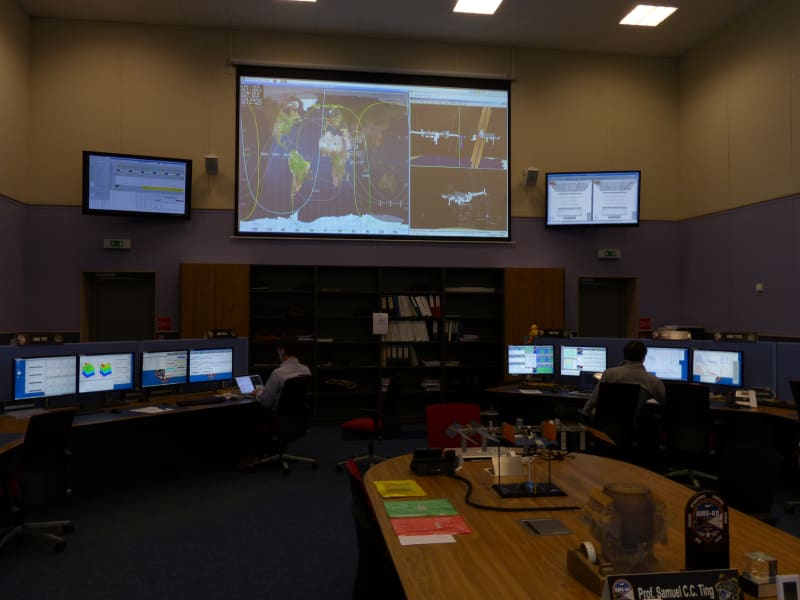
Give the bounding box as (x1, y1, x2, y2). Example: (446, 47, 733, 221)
(663, 382, 711, 453)
(716, 442, 783, 517)
(789, 380, 800, 420)
(274, 375, 312, 442)
(21, 407, 78, 469)
(593, 383, 642, 448)
(425, 403, 481, 448)
(19, 407, 78, 505)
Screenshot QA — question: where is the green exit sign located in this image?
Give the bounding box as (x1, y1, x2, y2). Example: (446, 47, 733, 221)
(103, 238, 132, 250)
(597, 248, 621, 259)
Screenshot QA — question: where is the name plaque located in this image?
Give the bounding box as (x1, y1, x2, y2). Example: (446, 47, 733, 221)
(603, 570, 741, 600)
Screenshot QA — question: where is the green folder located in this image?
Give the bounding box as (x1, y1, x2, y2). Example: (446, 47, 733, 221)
(383, 498, 458, 518)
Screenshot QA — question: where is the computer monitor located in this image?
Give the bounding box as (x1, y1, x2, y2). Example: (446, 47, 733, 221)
(691, 349, 743, 387)
(559, 346, 607, 377)
(78, 353, 134, 394)
(644, 346, 689, 381)
(141, 349, 188, 388)
(507, 345, 554, 376)
(188, 347, 233, 383)
(13, 355, 77, 401)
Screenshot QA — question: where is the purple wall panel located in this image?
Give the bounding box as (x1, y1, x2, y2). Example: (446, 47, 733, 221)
(679, 197, 800, 336)
(0, 197, 27, 331)
(19, 207, 684, 333)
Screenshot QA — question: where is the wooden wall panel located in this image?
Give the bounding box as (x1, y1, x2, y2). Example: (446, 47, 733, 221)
(214, 264, 250, 337)
(504, 268, 565, 347)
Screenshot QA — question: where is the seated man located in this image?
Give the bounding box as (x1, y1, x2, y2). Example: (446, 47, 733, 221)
(583, 339, 666, 418)
(256, 334, 311, 411)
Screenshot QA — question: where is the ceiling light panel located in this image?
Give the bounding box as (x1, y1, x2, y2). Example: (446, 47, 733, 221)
(620, 4, 677, 27)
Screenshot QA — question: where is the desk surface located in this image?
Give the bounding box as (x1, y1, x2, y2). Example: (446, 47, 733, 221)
(365, 453, 800, 600)
(0, 392, 256, 455)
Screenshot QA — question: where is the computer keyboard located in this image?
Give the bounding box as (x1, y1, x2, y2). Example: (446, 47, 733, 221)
(176, 396, 228, 408)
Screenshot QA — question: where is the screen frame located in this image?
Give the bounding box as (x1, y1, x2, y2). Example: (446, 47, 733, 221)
(643, 346, 689, 382)
(140, 349, 189, 389)
(691, 348, 743, 388)
(559, 345, 608, 378)
(235, 64, 511, 242)
(545, 170, 641, 228)
(82, 150, 193, 219)
(188, 347, 234, 384)
(77, 352, 135, 394)
(12, 354, 78, 402)
(507, 344, 555, 377)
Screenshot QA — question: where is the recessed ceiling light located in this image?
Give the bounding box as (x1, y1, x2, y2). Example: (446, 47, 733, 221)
(453, 0, 503, 16)
(620, 4, 677, 27)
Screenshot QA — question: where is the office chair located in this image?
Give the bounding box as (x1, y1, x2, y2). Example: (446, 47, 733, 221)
(660, 382, 717, 489)
(425, 402, 481, 449)
(343, 458, 405, 600)
(714, 441, 783, 525)
(336, 374, 402, 472)
(0, 407, 78, 553)
(585, 382, 642, 462)
(784, 381, 800, 514)
(248, 376, 318, 475)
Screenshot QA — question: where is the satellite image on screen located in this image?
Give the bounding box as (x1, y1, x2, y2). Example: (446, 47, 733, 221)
(237, 71, 509, 239)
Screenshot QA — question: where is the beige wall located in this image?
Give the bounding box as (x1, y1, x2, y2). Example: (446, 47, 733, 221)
(679, 0, 799, 218)
(25, 20, 681, 218)
(0, 0, 29, 202)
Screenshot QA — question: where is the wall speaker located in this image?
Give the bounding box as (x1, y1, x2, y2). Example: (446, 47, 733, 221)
(205, 154, 219, 176)
(524, 167, 539, 187)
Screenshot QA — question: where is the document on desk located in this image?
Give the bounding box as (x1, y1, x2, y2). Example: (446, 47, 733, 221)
(384, 498, 457, 518)
(130, 406, 175, 414)
(391, 515, 471, 537)
(373, 479, 427, 498)
(398, 534, 456, 546)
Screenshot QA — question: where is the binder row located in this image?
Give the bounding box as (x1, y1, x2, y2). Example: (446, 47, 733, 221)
(381, 343, 419, 367)
(381, 294, 441, 318)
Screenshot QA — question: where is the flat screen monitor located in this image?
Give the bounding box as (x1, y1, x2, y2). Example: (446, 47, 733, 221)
(78, 353, 134, 394)
(188, 347, 233, 383)
(691, 349, 743, 387)
(236, 66, 510, 241)
(507, 345, 554, 376)
(644, 346, 689, 381)
(141, 350, 188, 388)
(546, 170, 640, 226)
(83, 150, 192, 218)
(559, 346, 607, 377)
(13, 355, 77, 401)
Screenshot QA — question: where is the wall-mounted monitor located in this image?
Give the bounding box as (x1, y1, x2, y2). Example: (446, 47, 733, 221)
(559, 346, 607, 377)
(546, 170, 640, 226)
(691, 349, 743, 387)
(83, 150, 192, 218)
(644, 346, 689, 382)
(507, 345, 554, 376)
(188, 347, 233, 383)
(236, 66, 510, 241)
(13, 355, 77, 401)
(78, 353, 134, 394)
(141, 350, 188, 388)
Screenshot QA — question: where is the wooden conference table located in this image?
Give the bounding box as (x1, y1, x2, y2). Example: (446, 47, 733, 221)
(365, 453, 800, 600)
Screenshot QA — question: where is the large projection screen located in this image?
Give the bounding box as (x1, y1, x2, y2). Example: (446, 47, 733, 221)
(236, 66, 510, 241)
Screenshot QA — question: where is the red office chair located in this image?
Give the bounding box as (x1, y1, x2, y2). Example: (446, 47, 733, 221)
(336, 375, 402, 472)
(425, 402, 481, 448)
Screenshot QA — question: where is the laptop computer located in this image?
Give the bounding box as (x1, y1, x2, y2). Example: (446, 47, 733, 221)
(235, 374, 263, 396)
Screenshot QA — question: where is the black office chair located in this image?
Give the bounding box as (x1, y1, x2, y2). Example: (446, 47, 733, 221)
(585, 382, 642, 461)
(336, 374, 403, 472)
(784, 381, 800, 514)
(0, 407, 78, 553)
(715, 441, 784, 525)
(343, 458, 405, 600)
(660, 382, 717, 489)
(249, 376, 319, 475)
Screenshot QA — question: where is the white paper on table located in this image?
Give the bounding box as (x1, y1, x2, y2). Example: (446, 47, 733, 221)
(398, 534, 456, 546)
